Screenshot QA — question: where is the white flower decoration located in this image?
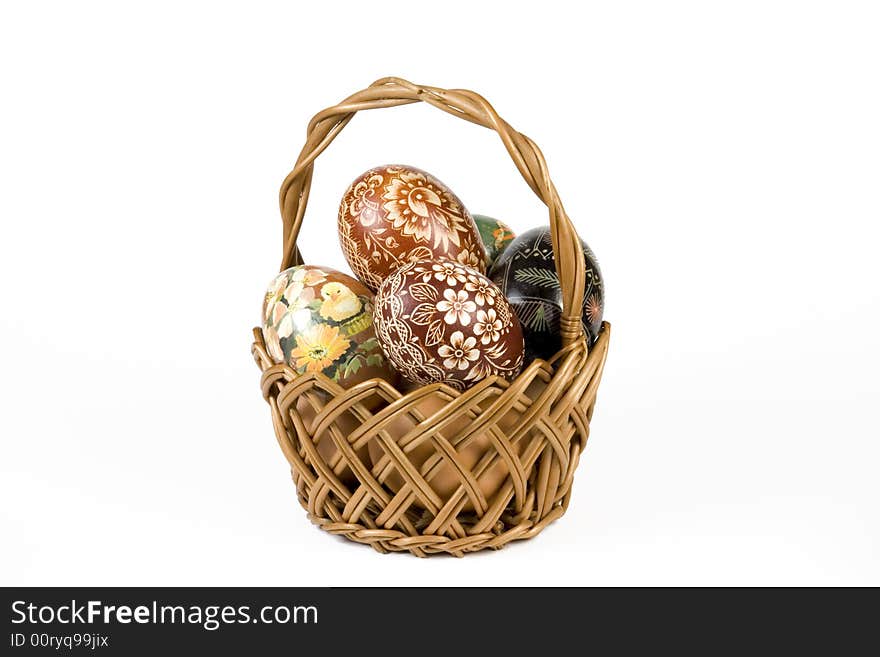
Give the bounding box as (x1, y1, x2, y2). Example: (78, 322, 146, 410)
(438, 331, 480, 371)
(473, 308, 503, 344)
(432, 261, 467, 286)
(465, 275, 497, 307)
(436, 288, 477, 325)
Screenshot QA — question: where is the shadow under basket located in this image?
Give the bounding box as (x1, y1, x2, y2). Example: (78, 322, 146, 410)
(252, 77, 611, 557)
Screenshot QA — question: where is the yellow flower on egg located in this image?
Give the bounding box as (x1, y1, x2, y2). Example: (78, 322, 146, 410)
(289, 324, 350, 374)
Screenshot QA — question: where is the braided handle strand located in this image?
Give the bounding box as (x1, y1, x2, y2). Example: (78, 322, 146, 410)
(278, 77, 587, 349)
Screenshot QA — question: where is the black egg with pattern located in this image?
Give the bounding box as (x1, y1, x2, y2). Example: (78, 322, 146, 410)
(488, 227, 604, 362)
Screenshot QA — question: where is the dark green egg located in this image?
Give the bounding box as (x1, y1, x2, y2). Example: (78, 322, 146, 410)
(472, 214, 516, 267)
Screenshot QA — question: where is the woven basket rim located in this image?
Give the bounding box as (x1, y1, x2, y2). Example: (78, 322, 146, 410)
(252, 325, 606, 395)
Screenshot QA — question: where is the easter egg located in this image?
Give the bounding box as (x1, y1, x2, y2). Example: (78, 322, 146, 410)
(489, 227, 604, 362)
(337, 165, 487, 291)
(472, 214, 516, 266)
(262, 265, 397, 388)
(373, 258, 524, 390)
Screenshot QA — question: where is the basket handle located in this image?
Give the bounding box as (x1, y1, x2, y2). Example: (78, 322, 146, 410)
(278, 77, 587, 349)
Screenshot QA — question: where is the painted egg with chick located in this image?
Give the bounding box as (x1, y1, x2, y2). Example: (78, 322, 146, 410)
(337, 165, 487, 292)
(489, 226, 604, 362)
(262, 265, 397, 388)
(373, 258, 524, 390)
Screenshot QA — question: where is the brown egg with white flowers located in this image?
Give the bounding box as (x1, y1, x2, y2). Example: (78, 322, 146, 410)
(373, 258, 524, 390)
(337, 165, 487, 291)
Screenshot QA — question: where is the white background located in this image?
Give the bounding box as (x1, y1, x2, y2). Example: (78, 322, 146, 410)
(2, 1, 878, 586)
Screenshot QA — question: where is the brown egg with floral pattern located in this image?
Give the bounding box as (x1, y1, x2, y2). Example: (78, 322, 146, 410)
(373, 258, 524, 390)
(262, 265, 397, 389)
(338, 165, 487, 292)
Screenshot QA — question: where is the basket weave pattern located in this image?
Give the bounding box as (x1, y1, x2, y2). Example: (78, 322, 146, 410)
(253, 78, 610, 556)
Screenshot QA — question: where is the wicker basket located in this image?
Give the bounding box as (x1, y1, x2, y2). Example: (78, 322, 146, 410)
(252, 77, 611, 557)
